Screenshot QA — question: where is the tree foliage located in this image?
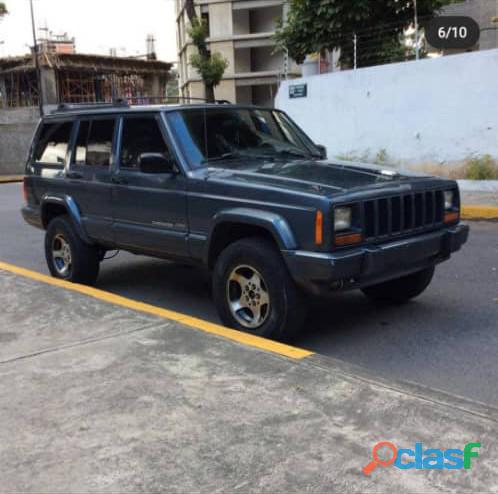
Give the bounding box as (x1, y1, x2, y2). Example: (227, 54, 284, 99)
(0, 2, 8, 18)
(275, 0, 449, 68)
(184, 1, 228, 102)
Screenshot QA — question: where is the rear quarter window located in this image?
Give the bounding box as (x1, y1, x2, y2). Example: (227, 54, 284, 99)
(34, 121, 73, 165)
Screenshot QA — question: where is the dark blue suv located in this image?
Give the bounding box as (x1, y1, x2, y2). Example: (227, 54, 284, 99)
(22, 101, 469, 340)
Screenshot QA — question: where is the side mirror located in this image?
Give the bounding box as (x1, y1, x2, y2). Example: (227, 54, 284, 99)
(315, 144, 327, 160)
(138, 153, 177, 174)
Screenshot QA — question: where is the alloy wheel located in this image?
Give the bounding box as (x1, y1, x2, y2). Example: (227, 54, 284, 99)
(226, 264, 271, 329)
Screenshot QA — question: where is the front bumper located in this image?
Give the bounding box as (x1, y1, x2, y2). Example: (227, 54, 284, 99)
(283, 224, 469, 295)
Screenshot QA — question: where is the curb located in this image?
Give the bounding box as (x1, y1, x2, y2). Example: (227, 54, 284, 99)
(0, 175, 24, 184)
(461, 205, 498, 221)
(0, 261, 313, 361)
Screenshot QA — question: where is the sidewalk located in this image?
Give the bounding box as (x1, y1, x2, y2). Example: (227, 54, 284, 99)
(1, 264, 497, 492)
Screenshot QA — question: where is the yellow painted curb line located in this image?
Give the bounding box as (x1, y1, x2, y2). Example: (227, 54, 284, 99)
(0, 261, 313, 360)
(0, 175, 24, 184)
(461, 205, 498, 220)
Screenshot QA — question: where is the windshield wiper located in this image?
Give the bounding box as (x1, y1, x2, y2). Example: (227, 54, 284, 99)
(273, 149, 314, 159)
(202, 151, 277, 164)
(201, 152, 239, 164)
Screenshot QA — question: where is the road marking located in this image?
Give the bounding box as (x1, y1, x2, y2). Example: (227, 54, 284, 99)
(0, 261, 314, 360)
(461, 205, 498, 221)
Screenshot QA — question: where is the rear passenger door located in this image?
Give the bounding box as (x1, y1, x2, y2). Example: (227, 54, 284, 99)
(65, 117, 117, 244)
(111, 114, 188, 258)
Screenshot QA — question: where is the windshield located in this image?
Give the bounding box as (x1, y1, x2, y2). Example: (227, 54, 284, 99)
(166, 107, 321, 168)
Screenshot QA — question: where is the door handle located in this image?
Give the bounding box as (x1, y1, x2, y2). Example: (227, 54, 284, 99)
(66, 171, 83, 179)
(111, 176, 128, 185)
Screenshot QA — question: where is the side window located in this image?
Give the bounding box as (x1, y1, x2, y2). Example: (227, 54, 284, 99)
(34, 122, 73, 164)
(120, 117, 169, 170)
(73, 119, 115, 167)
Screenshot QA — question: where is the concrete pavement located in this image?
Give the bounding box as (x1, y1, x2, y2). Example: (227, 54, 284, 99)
(1, 266, 498, 492)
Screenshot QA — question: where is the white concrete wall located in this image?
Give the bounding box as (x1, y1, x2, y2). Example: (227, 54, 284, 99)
(276, 49, 498, 168)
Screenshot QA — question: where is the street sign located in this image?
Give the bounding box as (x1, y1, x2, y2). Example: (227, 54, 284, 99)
(289, 84, 307, 99)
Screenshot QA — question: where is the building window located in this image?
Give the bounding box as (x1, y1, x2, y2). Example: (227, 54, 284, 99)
(202, 13, 210, 37)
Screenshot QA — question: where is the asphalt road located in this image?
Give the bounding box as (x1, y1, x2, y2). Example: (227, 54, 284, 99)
(1, 183, 497, 406)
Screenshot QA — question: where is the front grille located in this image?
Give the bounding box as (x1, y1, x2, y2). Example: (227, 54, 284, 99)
(363, 190, 445, 241)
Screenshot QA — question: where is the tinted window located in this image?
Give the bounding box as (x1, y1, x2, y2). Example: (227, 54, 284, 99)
(167, 108, 320, 168)
(73, 119, 114, 167)
(35, 122, 73, 164)
(120, 117, 169, 169)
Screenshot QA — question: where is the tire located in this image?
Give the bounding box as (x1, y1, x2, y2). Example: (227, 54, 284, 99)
(45, 215, 100, 285)
(212, 237, 306, 341)
(361, 266, 435, 304)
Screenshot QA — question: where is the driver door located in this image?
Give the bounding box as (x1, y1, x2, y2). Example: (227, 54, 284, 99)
(111, 114, 188, 258)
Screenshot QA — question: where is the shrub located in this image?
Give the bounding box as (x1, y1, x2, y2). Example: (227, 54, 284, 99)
(464, 155, 498, 180)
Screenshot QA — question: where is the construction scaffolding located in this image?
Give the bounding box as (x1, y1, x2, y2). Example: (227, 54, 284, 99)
(0, 52, 172, 109)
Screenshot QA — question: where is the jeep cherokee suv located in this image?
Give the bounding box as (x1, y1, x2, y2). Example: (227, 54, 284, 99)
(22, 101, 469, 340)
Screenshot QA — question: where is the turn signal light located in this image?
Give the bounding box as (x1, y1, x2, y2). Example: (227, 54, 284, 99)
(315, 210, 323, 245)
(335, 232, 363, 247)
(444, 211, 459, 224)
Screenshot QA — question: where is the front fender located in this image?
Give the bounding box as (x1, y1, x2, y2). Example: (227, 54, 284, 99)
(41, 194, 93, 245)
(207, 208, 297, 263)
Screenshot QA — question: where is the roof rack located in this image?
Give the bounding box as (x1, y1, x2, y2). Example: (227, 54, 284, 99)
(53, 98, 129, 113)
(52, 96, 231, 114)
(126, 96, 231, 105)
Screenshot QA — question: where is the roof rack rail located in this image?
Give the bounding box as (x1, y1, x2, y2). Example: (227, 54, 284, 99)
(53, 98, 129, 113)
(51, 95, 232, 114)
(126, 96, 231, 105)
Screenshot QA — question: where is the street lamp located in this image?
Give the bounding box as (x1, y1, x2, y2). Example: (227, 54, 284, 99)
(29, 0, 44, 117)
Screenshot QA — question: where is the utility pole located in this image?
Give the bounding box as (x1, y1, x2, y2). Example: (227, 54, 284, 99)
(414, 0, 420, 60)
(29, 0, 44, 116)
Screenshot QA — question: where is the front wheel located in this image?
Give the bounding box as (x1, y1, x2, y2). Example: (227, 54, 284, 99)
(361, 266, 435, 304)
(45, 215, 100, 285)
(212, 237, 306, 341)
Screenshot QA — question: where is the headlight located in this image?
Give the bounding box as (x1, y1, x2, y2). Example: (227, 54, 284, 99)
(334, 207, 352, 232)
(444, 191, 454, 210)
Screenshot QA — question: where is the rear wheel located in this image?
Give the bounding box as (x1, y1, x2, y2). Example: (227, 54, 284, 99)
(212, 237, 306, 341)
(45, 215, 100, 285)
(361, 266, 435, 304)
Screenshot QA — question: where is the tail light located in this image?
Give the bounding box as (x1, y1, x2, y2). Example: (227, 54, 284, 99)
(22, 177, 28, 203)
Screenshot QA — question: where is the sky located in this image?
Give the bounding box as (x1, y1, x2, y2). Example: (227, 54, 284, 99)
(0, 0, 178, 62)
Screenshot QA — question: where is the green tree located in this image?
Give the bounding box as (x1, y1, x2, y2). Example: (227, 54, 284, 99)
(185, 0, 228, 102)
(0, 2, 8, 18)
(275, 0, 449, 68)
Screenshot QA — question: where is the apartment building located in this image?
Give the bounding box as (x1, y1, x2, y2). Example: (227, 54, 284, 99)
(176, 0, 300, 105)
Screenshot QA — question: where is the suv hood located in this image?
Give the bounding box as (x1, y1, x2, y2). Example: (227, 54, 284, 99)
(199, 158, 433, 196)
